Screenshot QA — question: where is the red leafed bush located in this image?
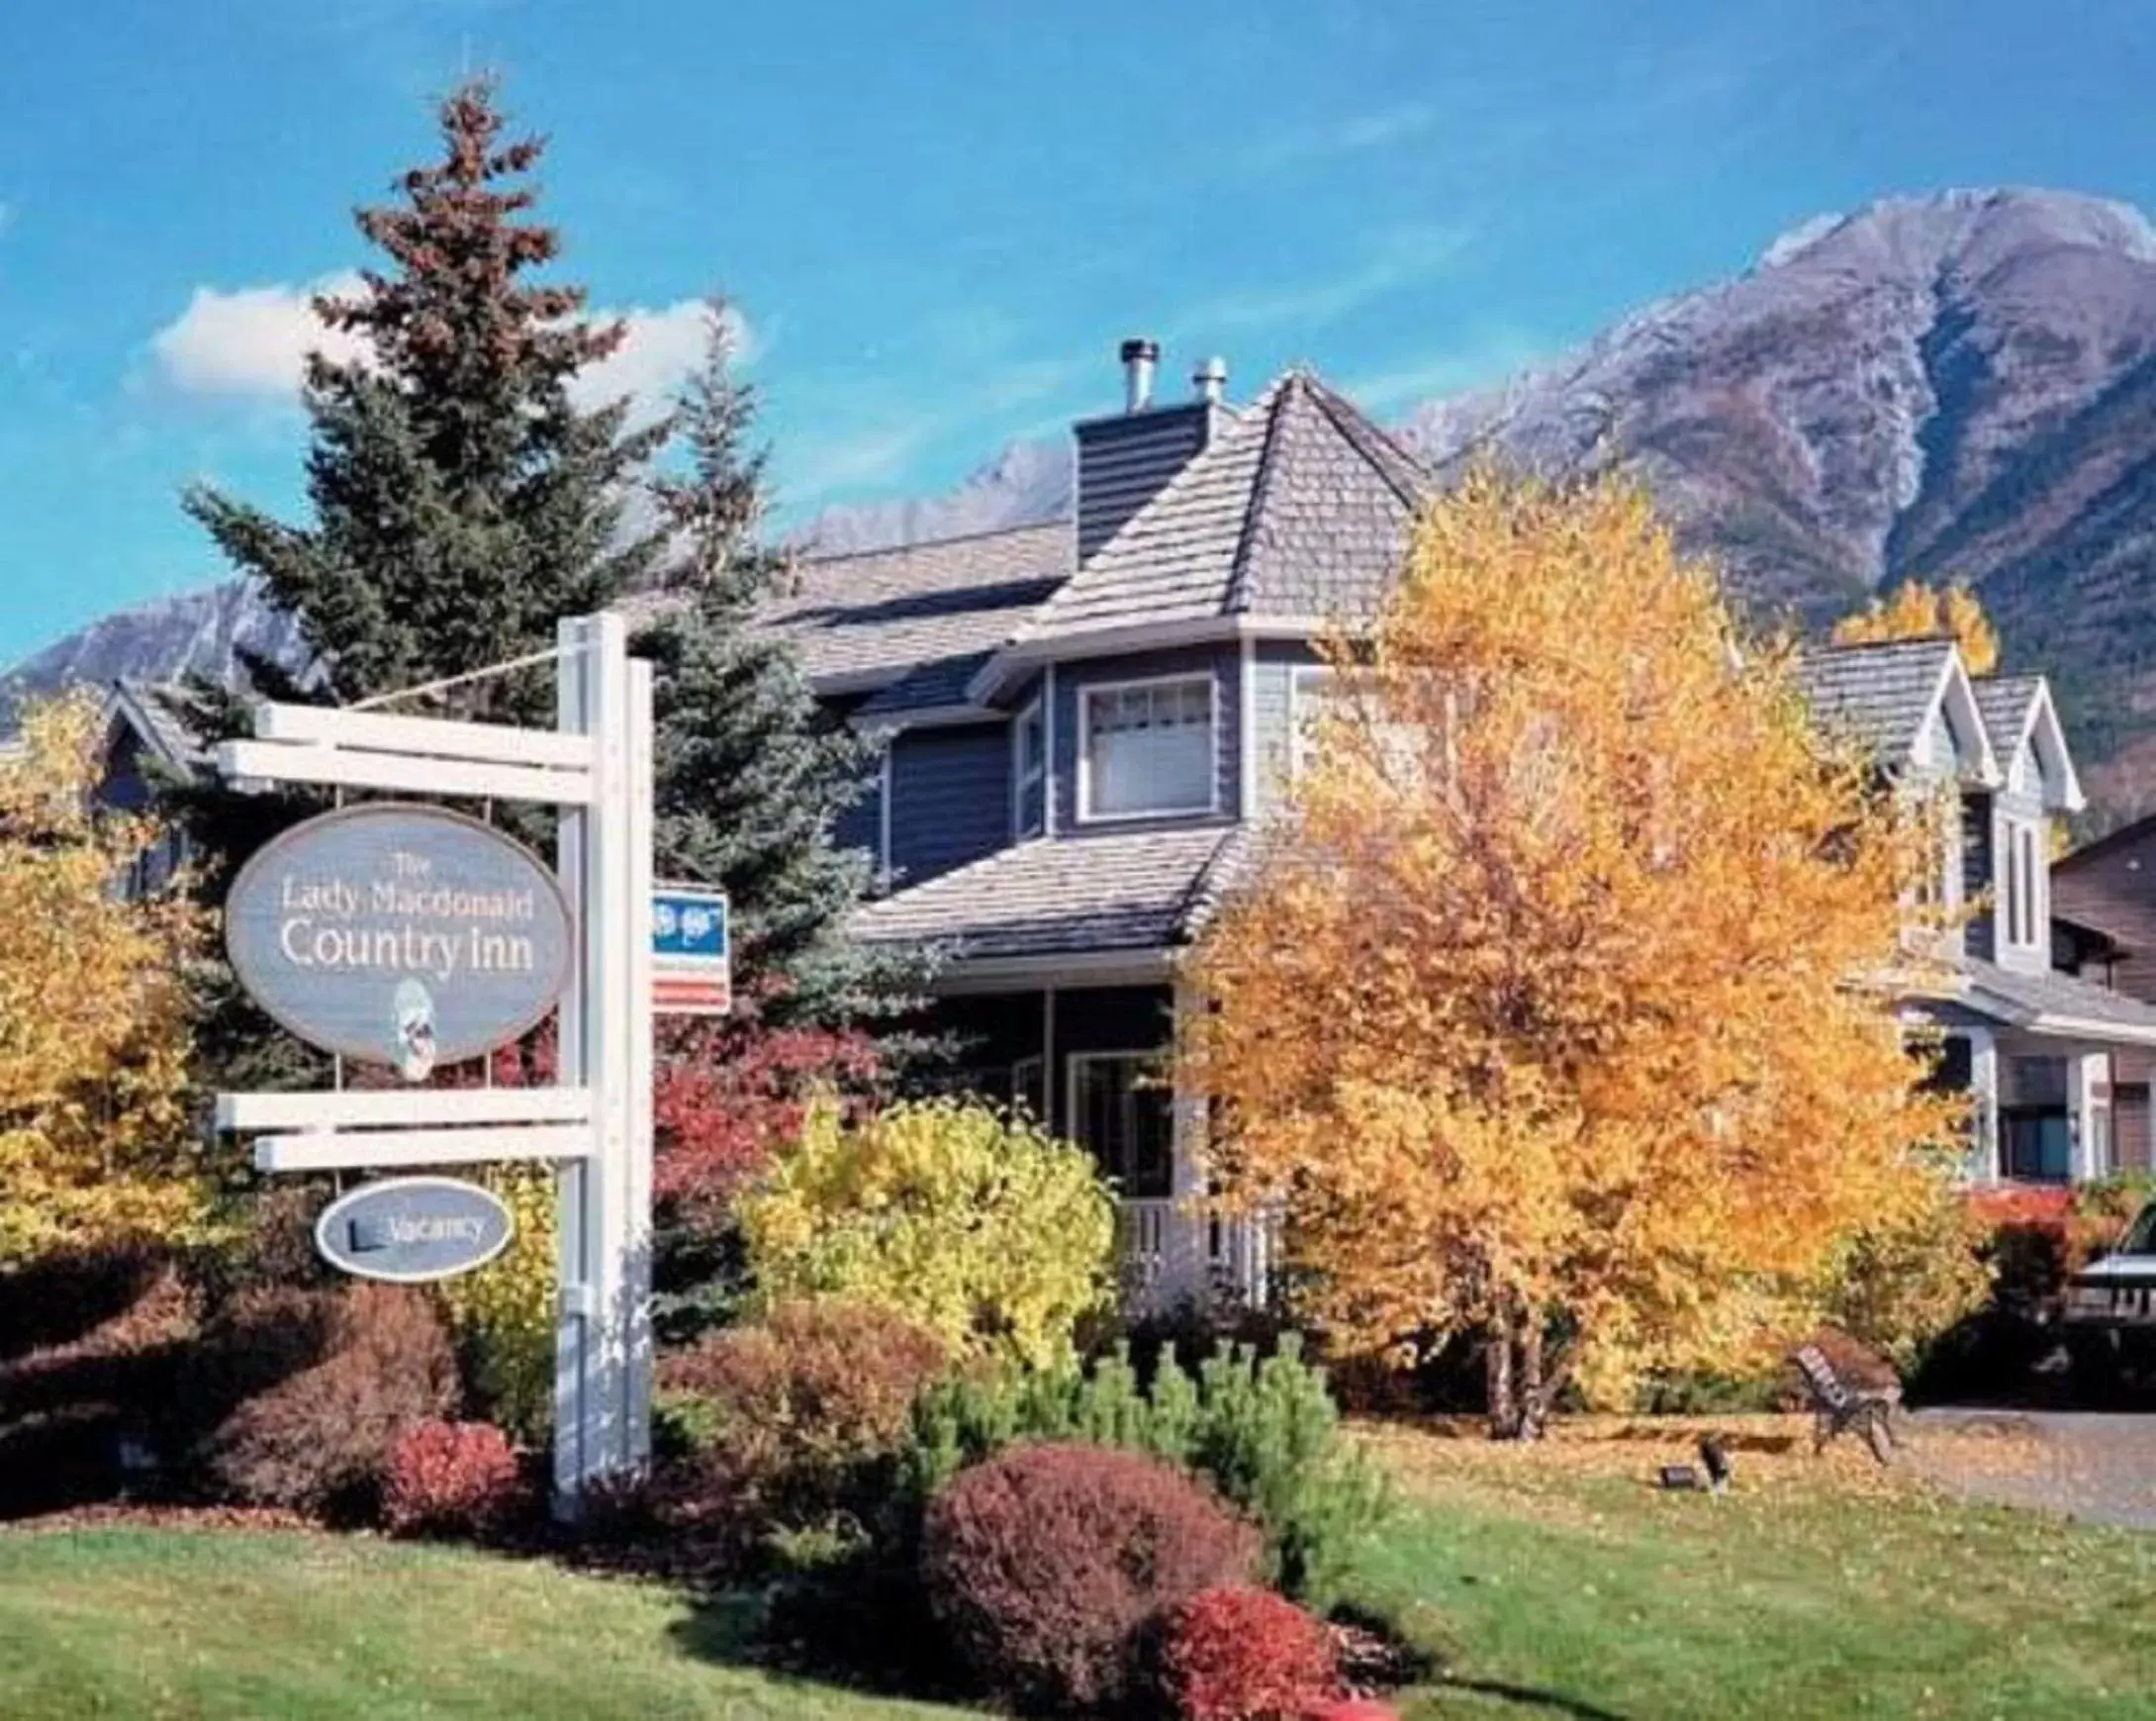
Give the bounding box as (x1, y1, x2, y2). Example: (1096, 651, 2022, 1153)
(382, 1419, 523, 1536)
(1158, 1585, 1339, 1721)
(206, 1283, 459, 1513)
(1302, 1703, 1402, 1721)
(655, 1299, 945, 1540)
(654, 1003, 883, 1223)
(921, 1442, 1260, 1715)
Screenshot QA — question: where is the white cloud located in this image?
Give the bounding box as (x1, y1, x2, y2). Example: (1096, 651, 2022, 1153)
(149, 272, 371, 398)
(1345, 331, 1549, 412)
(570, 299, 749, 425)
(1242, 103, 1440, 173)
(150, 277, 736, 421)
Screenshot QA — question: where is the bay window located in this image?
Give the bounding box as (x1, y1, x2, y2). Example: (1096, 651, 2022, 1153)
(1078, 676, 1214, 820)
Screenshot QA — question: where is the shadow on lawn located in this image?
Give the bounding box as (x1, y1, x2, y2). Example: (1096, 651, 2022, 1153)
(1430, 1675, 1631, 1719)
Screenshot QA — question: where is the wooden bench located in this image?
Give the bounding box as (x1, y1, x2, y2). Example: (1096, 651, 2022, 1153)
(1791, 1343, 1899, 1463)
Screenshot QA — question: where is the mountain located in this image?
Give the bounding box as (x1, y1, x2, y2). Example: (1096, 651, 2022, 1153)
(1399, 188, 2156, 811)
(0, 580, 309, 719)
(16, 187, 2156, 808)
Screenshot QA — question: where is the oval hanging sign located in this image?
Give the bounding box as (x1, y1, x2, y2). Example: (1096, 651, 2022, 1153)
(227, 803, 572, 1078)
(315, 1176, 516, 1284)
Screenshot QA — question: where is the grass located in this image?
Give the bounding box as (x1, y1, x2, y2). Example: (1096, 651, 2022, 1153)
(1, 1418, 2151, 1720)
(1359, 1416, 2156, 1721)
(0, 1527, 968, 1721)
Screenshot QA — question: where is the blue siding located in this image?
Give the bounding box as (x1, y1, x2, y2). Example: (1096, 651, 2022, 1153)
(889, 723, 1011, 886)
(1052, 645, 1243, 833)
(832, 752, 883, 864)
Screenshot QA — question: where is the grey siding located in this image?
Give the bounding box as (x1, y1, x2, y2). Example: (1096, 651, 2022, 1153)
(889, 723, 1011, 887)
(1074, 403, 1214, 563)
(1250, 640, 1327, 819)
(1052, 645, 1242, 834)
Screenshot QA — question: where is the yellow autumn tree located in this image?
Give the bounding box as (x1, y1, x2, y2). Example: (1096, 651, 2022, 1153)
(1184, 470, 1963, 1435)
(1832, 579, 2000, 673)
(0, 694, 210, 1265)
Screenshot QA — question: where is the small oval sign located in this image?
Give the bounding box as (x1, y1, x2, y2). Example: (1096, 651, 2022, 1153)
(315, 1176, 516, 1284)
(227, 804, 572, 1076)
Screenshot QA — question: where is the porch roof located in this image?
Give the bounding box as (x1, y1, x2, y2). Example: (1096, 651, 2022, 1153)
(852, 823, 1257, 968)
(1933, 958, 2156, 1046)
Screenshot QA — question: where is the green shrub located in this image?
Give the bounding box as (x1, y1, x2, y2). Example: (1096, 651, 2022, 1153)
(739, 1097, 1115, 1371)
(902, 1337, 1384, 1608)
(655, 1298, 948, 1551)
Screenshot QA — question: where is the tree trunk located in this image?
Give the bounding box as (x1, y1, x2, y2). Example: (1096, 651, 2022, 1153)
(1517, 1320, 1547, 1441)
(1485, 1309, 1519, 1439)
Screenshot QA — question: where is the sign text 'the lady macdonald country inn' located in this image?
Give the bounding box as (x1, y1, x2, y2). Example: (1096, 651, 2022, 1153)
(226, 803, 574, 1080)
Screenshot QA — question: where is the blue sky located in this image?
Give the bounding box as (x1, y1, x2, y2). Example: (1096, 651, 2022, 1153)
(4, 0, 2155, 662)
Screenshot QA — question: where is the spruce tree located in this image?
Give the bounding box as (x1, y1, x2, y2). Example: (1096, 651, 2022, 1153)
(639, 310, 917, 1027)
(166, 78, 670, 1087)
(183, 78, 669, 723)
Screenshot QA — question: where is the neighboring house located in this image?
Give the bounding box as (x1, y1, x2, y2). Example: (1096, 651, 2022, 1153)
(1796, 636, 2156, 1186)
(2048, 813, 2156, 1173)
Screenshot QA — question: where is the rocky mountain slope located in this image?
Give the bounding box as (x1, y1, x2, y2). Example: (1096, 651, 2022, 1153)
(16, 187, 2156, 807)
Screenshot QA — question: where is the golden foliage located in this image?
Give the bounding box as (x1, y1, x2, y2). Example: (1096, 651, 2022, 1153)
(1184, 471, 1963, 1423)
(0, 694, 210, 1264)
(436, 1163, 558, 1443)
(1831, 581, 2000, 674)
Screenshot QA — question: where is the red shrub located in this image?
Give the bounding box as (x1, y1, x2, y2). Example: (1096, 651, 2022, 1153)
(1159, 1585, 1339, 1721)
(921, 1441, 1260, 1715)
(382, 1419, 522, 1536)
(656, 1299, 946, 1540)
(1303, 1703, 1401, 1721)
(206, 1283, 459, 1512)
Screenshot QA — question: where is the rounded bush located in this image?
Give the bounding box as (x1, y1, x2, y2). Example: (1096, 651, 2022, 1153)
(382, 1419, 522, 1536)
(921, 1441, 1260, 1715)
(205, 1283, 459, 1512)
(1158, 1584, 1338, 1721)
(656, 1298, 947, 1543)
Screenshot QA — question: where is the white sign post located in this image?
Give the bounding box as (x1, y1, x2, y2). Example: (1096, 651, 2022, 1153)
(211, 611, 654, 1515)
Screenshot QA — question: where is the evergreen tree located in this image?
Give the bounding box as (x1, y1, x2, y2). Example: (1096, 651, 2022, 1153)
(165, 78, 671, 1087)
(183, 78, 670, 723)
(639, 308, 917, 1026)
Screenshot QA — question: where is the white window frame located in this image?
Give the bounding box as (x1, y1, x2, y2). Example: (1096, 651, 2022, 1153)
(1011, 694, 1046, 840)
(2003, 815, 2045, 950)
(1065, 1048, 1175, 1197)
(1075, 672, 1218, 824)
(1010, 1054, 1045, 1119)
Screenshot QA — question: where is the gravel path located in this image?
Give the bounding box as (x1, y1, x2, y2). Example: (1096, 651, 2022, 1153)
(1908, 1408, 2156, 1530)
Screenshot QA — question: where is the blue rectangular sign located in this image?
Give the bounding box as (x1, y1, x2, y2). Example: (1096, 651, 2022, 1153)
(653, 887, 728, 959)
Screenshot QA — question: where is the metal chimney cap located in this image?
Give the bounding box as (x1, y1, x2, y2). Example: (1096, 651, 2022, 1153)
(1192, 355, 1228, 403)
(1119, 336, 1161, 364)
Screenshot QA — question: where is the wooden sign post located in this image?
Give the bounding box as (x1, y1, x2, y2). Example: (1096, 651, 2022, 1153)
(212, 612, 654, 1514)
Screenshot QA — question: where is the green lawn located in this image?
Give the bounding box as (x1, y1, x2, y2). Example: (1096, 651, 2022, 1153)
(2, 1421, 2152, 1721)
(0, 1529, 968, 1721)
(1360, 1420, 2156, 1721)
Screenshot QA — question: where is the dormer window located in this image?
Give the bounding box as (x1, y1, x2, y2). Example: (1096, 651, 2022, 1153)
(2005, 816, 2044, 949)
(1078, 675, 1215, 821)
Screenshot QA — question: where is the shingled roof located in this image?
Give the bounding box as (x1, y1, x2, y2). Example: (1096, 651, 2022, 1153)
(1972, 674, 2044, 757)
(759, 520, 1070, 694)
(1794, 636, 1960, 762)
(988, 371, 1428, 665)
(1951, 958, 2156, 1044)
(852, 824, 1255, 963)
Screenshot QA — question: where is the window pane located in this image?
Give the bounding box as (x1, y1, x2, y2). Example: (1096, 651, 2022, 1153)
(1085, 681, 1211, 816)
